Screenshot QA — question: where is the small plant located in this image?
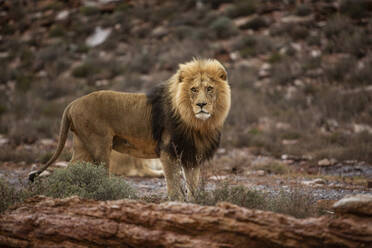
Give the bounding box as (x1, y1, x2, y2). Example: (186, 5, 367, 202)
(31, 162, 137, 201)
(225, 0, 257, 18)
(80, 6, 100, 16)
(295, 4, 312, 16)
(340, 0, 368, 19)
(209, 16, 238, 39)
(49, 24, 65, 37)
(266, 187, 318, 218)
(0, 178, 29, 213)
(194, 183, 266, 209)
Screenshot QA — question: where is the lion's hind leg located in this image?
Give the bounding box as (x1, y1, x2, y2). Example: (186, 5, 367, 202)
(70, 134, 94, 164)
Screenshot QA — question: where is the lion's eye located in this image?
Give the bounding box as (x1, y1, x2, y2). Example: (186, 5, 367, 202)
(191, 87, 197, 92)
(207, 86, 213, 92)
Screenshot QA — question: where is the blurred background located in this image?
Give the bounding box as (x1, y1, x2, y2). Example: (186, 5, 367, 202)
(0, 0, 371, 167)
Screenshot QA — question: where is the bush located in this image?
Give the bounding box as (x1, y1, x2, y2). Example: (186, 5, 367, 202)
(194, 183, 266, 209)
(209, 16, 238, 39)
(340, 0, 369, 19)
(0, 178, 29, 213)
(31, 162, 137, 201)
(266, 188, 318, 218)
(226, 0, 257, 18)
(295, 4, 312, 16)
(194, 183, 320, 218)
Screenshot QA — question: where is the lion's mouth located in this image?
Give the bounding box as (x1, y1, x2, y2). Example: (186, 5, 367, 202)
(195, 111, 211, 120)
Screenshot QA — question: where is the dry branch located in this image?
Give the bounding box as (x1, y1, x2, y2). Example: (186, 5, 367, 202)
(0, 196, 371, 248)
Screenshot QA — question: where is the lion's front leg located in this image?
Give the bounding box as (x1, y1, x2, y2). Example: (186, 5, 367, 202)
(183, 166, 201, 201)
(160, 152, 185, 201)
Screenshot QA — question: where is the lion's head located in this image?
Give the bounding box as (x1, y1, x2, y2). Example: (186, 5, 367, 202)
(168, 59, 231, 130)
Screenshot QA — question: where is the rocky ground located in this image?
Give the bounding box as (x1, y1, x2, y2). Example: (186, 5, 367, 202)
(1, 139, 371, 211)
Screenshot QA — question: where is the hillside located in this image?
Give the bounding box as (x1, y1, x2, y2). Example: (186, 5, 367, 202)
(1, 0, 372, 165)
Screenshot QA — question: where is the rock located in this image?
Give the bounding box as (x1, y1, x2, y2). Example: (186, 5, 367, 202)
(86, 27, 112, 47)
(256, 170, 265, 176)
(311, 50, 321, 58)
(234, 15, 258, 28)
(353, 123, 372, 134)
(282, 139, 298, 145)
(318, 158, 337, 167)
(39, 138, 54, 146)
(209, 175, 228, 181)
(333, 194, 372, 216)
(275, 122, 291, 130)
(56, 10, 69, 20)
(318, 159, 331, 166)
(258, 63, 271, 78)
(2, 196, 371, 247)
(281, 15, 314, 24)
(0, 135, 9, 146)
(302, 178, 326, 186)
(151, 26, 168, 39)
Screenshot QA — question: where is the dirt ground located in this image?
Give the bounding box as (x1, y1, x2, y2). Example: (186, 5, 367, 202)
(1, 145, 371, 207)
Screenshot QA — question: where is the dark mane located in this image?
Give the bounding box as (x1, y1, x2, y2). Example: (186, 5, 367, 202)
(147, 84, 221, 168)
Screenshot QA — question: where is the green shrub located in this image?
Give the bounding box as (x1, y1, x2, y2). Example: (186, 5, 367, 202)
(49, 24, 65, 37)
(340, 0, 369, 19)
(194, 184, 319, 218)
(226, 0, 257, 18)
(80, 6, 100, 16)
(194, 183, 266, 209)
(266, 188, 317, 218)
(295, 4, 312, 16)
(0, 178, 29, 213)
(31, 162, 137, 201)
(209, 16, 238, 39)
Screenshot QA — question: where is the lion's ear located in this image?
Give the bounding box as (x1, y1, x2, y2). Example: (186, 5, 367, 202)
(178, 70, 185, 83)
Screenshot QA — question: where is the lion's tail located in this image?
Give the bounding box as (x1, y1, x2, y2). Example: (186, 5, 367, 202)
(29, 104, 72, 182)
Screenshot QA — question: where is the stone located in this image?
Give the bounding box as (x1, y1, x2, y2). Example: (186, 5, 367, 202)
(318, 159, 331, 166)
(282, 15, 314, 24)
(39, 138, 54, 146)
(302, 178, 326, 186)
(86, 27, 112, 47)
(0, 135, 9, 146)
(151, 26, 168, 39)
(256, 170, 265, 176)
(56, 10, 69, 20)
(333, 194, 372, 216)
(1, 196, 371, 247)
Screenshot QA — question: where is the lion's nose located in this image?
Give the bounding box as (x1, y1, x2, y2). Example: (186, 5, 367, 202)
(197, 102, 207, 108)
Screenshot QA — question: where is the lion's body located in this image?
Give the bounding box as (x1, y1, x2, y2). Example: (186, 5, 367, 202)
(30, 59, 231, 201)
(109, 151, 163, 177)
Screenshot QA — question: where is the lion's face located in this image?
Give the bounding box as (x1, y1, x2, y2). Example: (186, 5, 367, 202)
(188, 74, 218, 121)
(170, 59, 231, 129)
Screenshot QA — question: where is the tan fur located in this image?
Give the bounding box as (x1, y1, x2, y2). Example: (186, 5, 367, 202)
(110, 151, 163, 177)
(30, 59, 230, 201)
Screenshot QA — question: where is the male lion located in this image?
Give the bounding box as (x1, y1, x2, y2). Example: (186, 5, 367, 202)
(29, 58, 231, 201)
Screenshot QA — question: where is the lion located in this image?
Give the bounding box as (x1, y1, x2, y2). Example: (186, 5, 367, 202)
(29, 58, 231, 201)
(110, 151, 163, 177)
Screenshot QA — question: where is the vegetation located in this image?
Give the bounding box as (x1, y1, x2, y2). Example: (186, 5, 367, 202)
(192, 183, 319, 218)
(0, 162, 137, 213)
